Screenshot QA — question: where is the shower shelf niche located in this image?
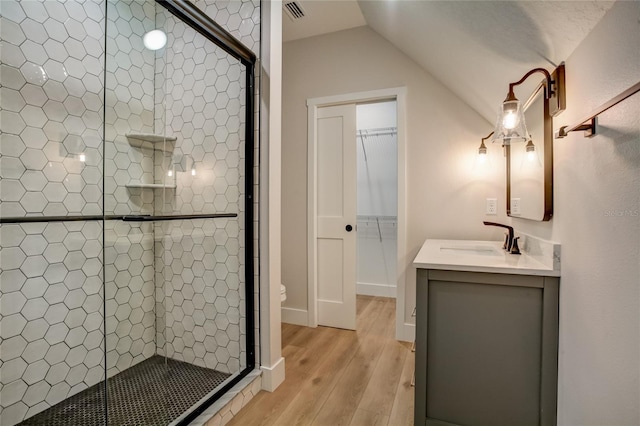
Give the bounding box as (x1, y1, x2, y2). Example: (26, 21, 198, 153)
(126, 133, 177, 152)
(125, 183, 177, 189)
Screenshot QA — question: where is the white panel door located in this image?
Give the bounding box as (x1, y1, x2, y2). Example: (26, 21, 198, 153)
(316, 104, 357, 330)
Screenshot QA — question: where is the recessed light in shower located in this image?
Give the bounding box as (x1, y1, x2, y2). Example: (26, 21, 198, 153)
(143, 30, 167, 50)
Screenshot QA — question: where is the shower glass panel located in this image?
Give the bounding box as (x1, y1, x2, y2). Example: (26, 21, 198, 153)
(0, 0, 255, 424)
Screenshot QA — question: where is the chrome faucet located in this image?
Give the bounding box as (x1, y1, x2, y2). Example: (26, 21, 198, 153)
(483, 221, 520, 254)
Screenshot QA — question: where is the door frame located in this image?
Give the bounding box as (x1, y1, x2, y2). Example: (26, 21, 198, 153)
(306, 87, 409, 341)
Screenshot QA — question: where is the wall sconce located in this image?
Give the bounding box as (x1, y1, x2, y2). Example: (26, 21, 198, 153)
(477, 131, 493, 163)
(525, 139, 536, 162)
(492, 65, 565, 145)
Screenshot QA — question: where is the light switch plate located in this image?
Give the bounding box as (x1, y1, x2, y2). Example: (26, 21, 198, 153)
(486, 198, 497, 215)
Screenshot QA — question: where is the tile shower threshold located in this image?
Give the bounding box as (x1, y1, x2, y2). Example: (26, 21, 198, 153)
(18, 355, 231, 426)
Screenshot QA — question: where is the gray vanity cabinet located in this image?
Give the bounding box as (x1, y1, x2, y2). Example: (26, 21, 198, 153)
(415, 269, 559, 426)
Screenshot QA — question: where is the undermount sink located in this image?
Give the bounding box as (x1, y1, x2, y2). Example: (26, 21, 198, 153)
(414, 239, 561, 276)
(439, 244, 501, 256)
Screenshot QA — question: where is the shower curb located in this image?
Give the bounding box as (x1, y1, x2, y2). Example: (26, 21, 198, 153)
(188, 369, 262, 426)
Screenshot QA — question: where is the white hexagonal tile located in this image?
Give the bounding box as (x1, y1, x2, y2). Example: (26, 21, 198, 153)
(20, 254, 48, 278)
(44, 342, 71, 365)
(22, 297, 49, 321)
(44, 322, 69, 345)
(45, 362, 71, 386)
(2, 291, 27, 316)
(66, 326, 88, 348)
(3, 313, 28, 338)
(2, 359, 27, 394)
(44, 303, 68, 325)
(22, 318, 49, 342)
(46, 381, 71, 406)
(22, 339, 49, 363)
(2, 379, 29, 407)
(65, 363, 88, 386)
(23, 360, 50, 385)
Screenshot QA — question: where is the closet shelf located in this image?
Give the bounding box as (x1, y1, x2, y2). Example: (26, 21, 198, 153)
(125, 183, 177, 189)
(126, 133, 177, 151)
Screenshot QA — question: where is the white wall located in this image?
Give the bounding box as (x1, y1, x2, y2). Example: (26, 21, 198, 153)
(280, 1, 639, 422)
(357, 102, 397, 217)
(282, 26, 507, 330)
(357, 101, 397, 130)
(258, 0, 285, 392)
(513, 2, 639, 423)
(356, 102, 397, 296)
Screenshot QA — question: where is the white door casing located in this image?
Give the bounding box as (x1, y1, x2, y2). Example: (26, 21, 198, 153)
(307, 87, 410, 342)
(315, 104, 357, 330)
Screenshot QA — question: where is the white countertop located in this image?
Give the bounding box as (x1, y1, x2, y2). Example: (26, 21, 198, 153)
(413, 239, 561, 277)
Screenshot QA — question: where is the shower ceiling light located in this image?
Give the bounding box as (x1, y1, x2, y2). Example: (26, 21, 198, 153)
(492, 65, 565, 145)
(143, 30, 167, 50)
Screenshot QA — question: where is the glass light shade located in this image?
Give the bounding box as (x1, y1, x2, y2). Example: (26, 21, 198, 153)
(143, 30, 167, 50)
(491, 99, 529, 145)
(477, 141, 488, 163)
(525, 139, 537, 162)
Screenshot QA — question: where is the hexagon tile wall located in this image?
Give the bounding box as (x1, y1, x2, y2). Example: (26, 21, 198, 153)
(0, 0, 260, 424)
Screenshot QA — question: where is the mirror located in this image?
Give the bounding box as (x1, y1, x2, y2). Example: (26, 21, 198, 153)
(506, 80, 553, 221)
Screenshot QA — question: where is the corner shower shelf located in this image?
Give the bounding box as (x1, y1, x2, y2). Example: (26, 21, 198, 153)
(125, 183, 177, 189)
(126, 133, 177, 152)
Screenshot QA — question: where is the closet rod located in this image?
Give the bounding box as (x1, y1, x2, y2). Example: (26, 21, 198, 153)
(556, 81, 640, 138)
(357, 129, 397, 138)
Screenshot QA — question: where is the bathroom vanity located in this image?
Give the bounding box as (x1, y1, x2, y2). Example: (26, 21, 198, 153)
(413, 239, 560, 426)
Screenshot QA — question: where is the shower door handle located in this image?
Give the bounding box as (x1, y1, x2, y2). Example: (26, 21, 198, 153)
(345, 224, 353, 232)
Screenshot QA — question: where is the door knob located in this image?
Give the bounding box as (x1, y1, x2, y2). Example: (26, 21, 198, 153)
(345, 224, 353, 232)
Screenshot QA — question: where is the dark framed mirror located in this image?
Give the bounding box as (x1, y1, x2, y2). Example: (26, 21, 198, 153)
(506, 80, 554, 221)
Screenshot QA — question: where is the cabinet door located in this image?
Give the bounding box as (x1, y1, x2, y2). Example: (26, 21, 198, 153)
(415, 269, 556, 426)
(426, 280, 542, 426)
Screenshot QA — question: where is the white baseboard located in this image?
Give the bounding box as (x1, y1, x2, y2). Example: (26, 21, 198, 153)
(357, 282, 397, 298)
(281, 307, 308, 326)
(260, 356, 285, 392)
(396, 322, 415, 343)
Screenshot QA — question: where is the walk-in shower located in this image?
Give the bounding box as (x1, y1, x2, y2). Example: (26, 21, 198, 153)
(0, 1, 257, 424)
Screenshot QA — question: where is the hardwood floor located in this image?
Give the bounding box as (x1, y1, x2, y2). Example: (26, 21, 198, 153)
(228, 296, 414, 426)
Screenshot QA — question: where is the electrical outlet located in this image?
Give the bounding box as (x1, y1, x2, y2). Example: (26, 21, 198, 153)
(486, 198, 497, 215)
(511, 198, 521, 215)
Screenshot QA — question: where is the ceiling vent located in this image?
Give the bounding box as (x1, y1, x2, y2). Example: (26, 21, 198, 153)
(284, 1, 306, 21)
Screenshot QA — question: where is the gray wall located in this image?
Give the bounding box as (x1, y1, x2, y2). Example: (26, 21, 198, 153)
(281, 4, 639, 423)
(513, 2, 639, 424)
(281, 26, 508, 325)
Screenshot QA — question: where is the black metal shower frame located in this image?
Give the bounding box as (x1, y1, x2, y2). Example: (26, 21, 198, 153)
(0, 0, 257, 424)
(159, 1, 257, 424)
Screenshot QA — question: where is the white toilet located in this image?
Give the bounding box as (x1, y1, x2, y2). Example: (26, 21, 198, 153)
(280, 284, 287, 302)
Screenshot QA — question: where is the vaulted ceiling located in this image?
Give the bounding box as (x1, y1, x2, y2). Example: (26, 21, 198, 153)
(282, 0, 615, 123)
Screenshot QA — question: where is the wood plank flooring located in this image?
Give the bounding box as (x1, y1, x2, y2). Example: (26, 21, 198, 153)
(227, 296, 414, 426)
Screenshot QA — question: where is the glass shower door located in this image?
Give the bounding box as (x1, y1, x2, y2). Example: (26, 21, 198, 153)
(103, 0, 252, 424)
(1, 0, 255, 423)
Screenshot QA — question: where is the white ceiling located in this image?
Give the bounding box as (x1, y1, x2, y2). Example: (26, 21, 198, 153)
(282, 0, 615, 123)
